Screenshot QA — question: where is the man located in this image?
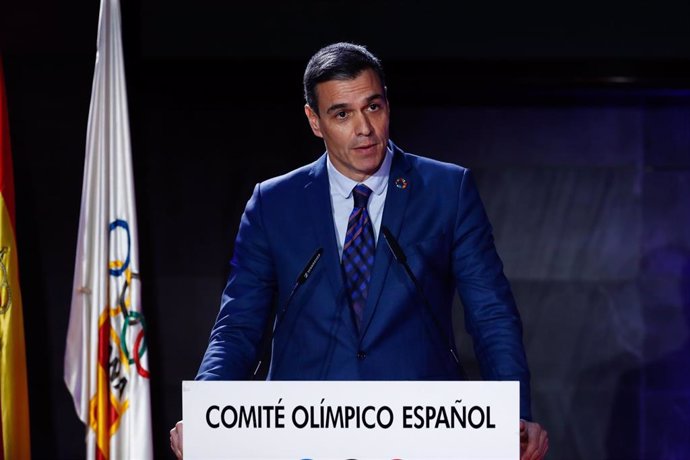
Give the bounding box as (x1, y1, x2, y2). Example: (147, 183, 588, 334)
(171, 42, 548, 459)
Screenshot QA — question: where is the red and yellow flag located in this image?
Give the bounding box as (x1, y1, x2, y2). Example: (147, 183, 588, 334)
(0, 59, 31, 459)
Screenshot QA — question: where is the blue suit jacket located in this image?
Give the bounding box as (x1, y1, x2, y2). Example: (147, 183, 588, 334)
(197, 142, 532, 420)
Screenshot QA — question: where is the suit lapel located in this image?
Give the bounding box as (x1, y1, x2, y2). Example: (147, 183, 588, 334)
(305, 155, 356, 337)
(360, 144, 414, 338)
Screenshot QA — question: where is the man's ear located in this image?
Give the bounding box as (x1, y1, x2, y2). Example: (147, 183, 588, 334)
(304, 104, 323, 138)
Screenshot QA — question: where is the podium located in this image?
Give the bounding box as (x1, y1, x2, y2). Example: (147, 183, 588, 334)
(183, 380, 519, 459)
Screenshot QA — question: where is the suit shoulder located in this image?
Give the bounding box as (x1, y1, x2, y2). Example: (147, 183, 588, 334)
(399, 149, 470, 183)
(256, 156, 323, 195)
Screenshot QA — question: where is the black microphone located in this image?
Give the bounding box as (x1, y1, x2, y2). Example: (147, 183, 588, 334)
(381, 226, 460, 366)
(251, 248, 323, 378)
(289, 248, 324, 304)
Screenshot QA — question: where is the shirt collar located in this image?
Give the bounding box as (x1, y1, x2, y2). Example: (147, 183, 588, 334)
(327, 143, 393, 199)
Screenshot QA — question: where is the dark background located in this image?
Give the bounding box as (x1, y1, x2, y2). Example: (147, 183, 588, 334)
(2, 0, 690, 458)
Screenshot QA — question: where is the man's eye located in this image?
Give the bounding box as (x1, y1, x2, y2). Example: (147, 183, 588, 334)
(336, 111, 347, 119)
(368, 103, 380, 111)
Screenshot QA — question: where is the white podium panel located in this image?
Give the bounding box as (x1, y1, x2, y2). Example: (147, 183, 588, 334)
(183, 380, 519, 460)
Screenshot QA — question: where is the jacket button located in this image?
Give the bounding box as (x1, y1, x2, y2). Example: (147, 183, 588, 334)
(357, 351, 366, 360)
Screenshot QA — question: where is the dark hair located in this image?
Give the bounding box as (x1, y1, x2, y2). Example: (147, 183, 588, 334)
(303, 42, 386, 115)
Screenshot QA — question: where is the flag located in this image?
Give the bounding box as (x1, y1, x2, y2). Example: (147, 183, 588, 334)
(0, 58, 32, 460)
(63, 0, 152, 458)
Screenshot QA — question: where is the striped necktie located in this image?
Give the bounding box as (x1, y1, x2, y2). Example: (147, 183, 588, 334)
(342, 184, 375, 331)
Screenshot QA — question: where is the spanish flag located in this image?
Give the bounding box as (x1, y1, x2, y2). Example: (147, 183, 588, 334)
(0, 60, 32, 459)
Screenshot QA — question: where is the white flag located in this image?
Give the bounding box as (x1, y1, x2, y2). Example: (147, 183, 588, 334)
(64, 0, 152, 458)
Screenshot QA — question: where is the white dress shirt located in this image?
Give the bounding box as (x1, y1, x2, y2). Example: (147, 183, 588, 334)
(326, 146, 393, 259)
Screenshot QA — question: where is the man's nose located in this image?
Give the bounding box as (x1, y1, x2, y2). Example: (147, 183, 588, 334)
(355, 112, 373, 136)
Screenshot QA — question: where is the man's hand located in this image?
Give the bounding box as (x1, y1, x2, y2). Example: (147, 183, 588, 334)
(520, 419, 548, 460)
(170, 420, 183, 460)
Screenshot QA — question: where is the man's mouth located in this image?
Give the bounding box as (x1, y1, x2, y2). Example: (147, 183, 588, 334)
(354, 143, 377, 151)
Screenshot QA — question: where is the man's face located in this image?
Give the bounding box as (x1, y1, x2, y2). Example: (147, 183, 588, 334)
(305, 68, 390, 182)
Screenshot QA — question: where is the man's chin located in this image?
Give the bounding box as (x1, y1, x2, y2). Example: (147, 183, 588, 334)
(355, 156, 386, 178)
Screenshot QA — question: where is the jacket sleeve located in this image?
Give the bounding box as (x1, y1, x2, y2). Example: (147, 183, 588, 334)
(452, 168, 533, 421)
(196, 183, 276, 380)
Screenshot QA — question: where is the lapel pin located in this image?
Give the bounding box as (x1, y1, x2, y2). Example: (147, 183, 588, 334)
(395, 177, 408, 189)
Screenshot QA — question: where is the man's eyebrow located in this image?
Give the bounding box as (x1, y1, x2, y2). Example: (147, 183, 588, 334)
(325, 94, 386, 114)
(326, 103, 349, 115)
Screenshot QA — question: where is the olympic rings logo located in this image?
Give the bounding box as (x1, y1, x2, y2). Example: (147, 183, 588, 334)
(109, 219, 149, 379)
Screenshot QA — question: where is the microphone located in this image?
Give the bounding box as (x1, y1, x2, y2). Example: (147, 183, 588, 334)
(381, 226, 460, 366)
(289, 247, 324, 304)
(251, 248, 323, 378)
